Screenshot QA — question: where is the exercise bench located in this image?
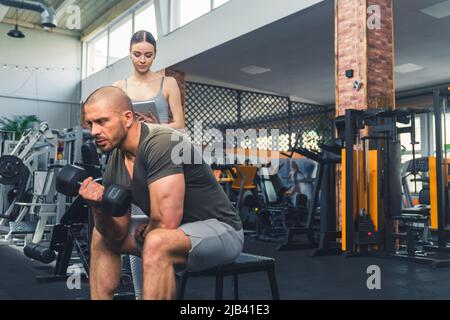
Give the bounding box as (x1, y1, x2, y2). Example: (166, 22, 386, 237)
(177, 252, 280, 300)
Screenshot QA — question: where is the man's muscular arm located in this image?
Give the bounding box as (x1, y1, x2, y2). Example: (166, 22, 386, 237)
(135, 174, 185, 241)
(148, 173, 185, 229)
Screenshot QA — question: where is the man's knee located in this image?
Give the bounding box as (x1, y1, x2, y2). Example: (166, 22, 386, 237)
(142, 231, 167, 261)
(91, 227, 125, 254)
(141, 229, 190, 268)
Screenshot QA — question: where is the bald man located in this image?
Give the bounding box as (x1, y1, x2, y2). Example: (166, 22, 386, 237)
(80, 86, 243, 300)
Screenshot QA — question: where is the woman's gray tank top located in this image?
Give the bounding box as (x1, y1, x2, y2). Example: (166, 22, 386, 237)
(125, 77, 170, 124)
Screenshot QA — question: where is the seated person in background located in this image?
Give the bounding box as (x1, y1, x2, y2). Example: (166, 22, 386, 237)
(80, 86, 243, 300)
(286, 161, 304, 207)
(113, 30, 185, 130)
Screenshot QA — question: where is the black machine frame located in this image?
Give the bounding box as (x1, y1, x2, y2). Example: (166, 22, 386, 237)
(341, 86, 450, 267)
(431, 88, 450, 250)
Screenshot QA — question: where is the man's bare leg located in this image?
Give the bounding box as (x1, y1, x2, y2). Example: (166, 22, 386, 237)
(90, 227, 142, 300)
(141, 229, 191, 300)
(89, 228, 122, 300)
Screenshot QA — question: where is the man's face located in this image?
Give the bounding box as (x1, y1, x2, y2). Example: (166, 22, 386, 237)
(84, 103, 128, 152)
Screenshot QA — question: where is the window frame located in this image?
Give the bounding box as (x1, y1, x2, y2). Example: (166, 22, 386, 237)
(170, 0, 230, 31)
(86, 30, 108, 77)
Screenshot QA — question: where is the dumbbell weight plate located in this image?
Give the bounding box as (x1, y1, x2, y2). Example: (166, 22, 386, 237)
(56, 165, 131, 217)
(0, 155, 25, 185)
(101, 184, 132, 217)
(56, 165, 88, 196)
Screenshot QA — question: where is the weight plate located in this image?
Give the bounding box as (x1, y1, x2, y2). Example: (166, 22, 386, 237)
(0, 155, 25, 185)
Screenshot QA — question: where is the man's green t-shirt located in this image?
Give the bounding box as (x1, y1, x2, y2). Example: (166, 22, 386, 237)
(103, 123, 242, 231)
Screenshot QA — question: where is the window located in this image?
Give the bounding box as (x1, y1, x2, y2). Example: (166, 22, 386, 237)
(109, 18, 133, 65)
(399, 116, 422, 195)
(83, 1, 162, 77)
(430, 112, 450, 157)
(86, 32, 107, 76)
(399, 117, 421, 155)
(444, 113, 450, 157)
(178, 0, 210, 27)
(171, 0, 231, 30)
(134, 3, 158, 39)
(213, 0, 230, 9)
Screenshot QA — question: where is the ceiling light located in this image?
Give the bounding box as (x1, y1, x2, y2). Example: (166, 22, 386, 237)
(395, 63, 424, 74)
(240, 65, 271, 75)
(7, 9, 25, 39)
(8, 25, 25, 38)
(420, 0, 450, 19)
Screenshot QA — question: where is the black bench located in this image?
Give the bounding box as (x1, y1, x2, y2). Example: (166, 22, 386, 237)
(177, 253, 280, 300)
(393, 207, 431, 256)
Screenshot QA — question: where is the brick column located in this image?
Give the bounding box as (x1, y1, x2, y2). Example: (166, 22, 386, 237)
(335, 0, 395, 115)
(164, 68, 186, 109)
(162, 68, 186, 123)
(335, 0, 395, 228)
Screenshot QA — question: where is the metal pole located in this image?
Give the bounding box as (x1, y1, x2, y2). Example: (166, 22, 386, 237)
(433, 89, 446, 247)
(411, 113, 417, 193)
(288, 99, 292, 150)
(345, 110, 355, 253)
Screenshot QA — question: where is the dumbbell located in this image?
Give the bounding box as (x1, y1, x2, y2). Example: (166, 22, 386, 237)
(56, 165, 132, 217)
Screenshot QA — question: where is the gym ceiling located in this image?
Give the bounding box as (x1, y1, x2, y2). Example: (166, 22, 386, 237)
(0, 0, 135, 37)
(174, 0, 450, 106)
(1, 0, 449, 106)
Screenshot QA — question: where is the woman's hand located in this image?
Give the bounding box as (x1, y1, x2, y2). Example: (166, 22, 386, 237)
(135, 111, 159, 124)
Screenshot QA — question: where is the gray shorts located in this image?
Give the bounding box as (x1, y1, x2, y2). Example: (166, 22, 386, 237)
(129, 214, 244, 272)
(179, 218, 244, 272)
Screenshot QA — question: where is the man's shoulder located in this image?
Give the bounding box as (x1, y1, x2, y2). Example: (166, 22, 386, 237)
(138, 124, 189, 164)
(141, 123, 185, 145)
(142, 123, 172, 134)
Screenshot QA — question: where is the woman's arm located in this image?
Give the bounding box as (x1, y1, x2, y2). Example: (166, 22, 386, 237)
(164, 77, 185, 130)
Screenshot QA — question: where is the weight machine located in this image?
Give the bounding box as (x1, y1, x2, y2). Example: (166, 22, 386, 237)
(0, 124, 87, 247)
(340, 99, 450, 267)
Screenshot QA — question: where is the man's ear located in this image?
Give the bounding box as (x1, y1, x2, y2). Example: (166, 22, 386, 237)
(124, 110, 135, 128)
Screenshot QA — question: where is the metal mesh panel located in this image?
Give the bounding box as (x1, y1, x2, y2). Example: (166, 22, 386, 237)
(185, 82, 237, 145)
(240, 92, 290, 150)
(290, 102, 334, 152)
(185, 82, 333, 152)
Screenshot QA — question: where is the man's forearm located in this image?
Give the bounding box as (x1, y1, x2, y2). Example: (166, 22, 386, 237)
(164, 121, 184, 130)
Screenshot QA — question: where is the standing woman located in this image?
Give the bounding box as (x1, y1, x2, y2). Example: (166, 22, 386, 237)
(113, 30, 185, 129)
(286, 160, 304, 207)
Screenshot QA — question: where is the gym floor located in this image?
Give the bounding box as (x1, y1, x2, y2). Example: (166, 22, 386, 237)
(1, 235, 450, 300)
